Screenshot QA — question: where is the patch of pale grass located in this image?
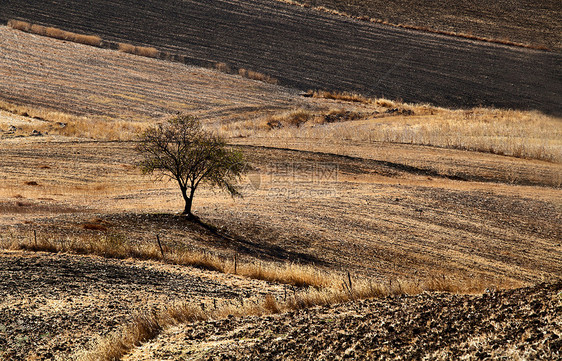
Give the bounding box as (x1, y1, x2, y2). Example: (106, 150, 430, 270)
(226, 103, 561, 162)
(238, 68, 278, 85)
(336, 108, 562, 162)
(118, 43, 159, 58)
(214, 62, 232, 73)
(0, 100, 148, 140)
(263, 108, 318, 128)
(73, 34, 103, 47)
(7, 19, 32, 32)
(7, 20, 102, 46)
(308, 90, 372, 103)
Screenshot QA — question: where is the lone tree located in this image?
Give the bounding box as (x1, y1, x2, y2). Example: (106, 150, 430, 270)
(136, 114, 246, 218)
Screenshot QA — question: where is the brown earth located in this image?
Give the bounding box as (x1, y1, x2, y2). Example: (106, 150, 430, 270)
(2, 139, 560, 284)
(0, 250, 285, 360)
(0, 6, 560, 359)
(288, 0, 562, 52)
(0, 26, 314, 124)
(1, 1, 560, 114)
(126, 281, 562, 360)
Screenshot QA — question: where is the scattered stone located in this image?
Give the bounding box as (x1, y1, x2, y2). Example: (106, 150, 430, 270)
(30, 129, 42, 136)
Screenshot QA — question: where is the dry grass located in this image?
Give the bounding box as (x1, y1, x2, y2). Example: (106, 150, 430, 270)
(222, 107, 368, 134)
(238, 68, 279, 85)
(309, 90, 438, 113)
(330, 108, 562, 162)
(3, 226, 511, 297)
(213, 62, 280, 86)
(214, 62, 232, 73)
(7, 20, 102, 46)
(74, 34, 103, 47)
(0, 100, 148, 140)
(307, 90, 372, 103)
(2, 232, 330, 288)
(6, 19, 31, 32)
(79, 268, 515, 360)
(265, 108, 318, 128)
(118, 43, 160, 58)
(8, 19, 159, 58)
(221, 101, 562, 163)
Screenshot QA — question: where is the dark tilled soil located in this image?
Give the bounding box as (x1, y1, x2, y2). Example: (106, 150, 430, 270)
(0, 0, 560, 115)
(0, 251, 283, 360)
(129, 282, 562, 360)
(292, 0, 562, 52)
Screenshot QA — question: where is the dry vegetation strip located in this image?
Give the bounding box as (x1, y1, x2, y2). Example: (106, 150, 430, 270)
(0, 100, 150, 140)
(7, 19, 102, 46)
(78, 264, 525, 360)
(3, 234, 331, 288)
(5, 229, 505, 292)
(117, 42, 159, 58)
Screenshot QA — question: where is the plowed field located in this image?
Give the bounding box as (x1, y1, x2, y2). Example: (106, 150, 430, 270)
(1, 0, 560, 114)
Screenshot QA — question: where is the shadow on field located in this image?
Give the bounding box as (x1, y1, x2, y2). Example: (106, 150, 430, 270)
(100, 212, 326, 266)
(190, 216, 326, 266)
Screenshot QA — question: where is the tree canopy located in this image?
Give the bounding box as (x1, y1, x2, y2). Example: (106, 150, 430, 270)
(136, 114, 246, 217)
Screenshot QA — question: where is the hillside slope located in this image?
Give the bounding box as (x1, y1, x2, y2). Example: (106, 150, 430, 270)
(287, 0, 562, 52)
(0, 26, 316, 125)
(1, 0, 560, 115)
(127, 282, 562, 360)
(0, 250, 285, 360)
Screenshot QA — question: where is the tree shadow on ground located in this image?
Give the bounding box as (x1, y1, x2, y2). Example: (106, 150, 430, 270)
(180, 214, 327, 266)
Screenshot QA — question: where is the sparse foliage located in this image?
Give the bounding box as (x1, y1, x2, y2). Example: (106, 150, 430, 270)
(136, 115, 246, 217)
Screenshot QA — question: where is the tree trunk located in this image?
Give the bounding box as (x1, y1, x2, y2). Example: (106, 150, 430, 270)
(180, 185, 196, 219)
(180, 185, 192, 217)
(183, 197, 193, 216)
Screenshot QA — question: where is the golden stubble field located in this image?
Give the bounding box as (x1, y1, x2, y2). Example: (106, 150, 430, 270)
(2, 137, 561, 283)
(0, 25, 561, 360)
